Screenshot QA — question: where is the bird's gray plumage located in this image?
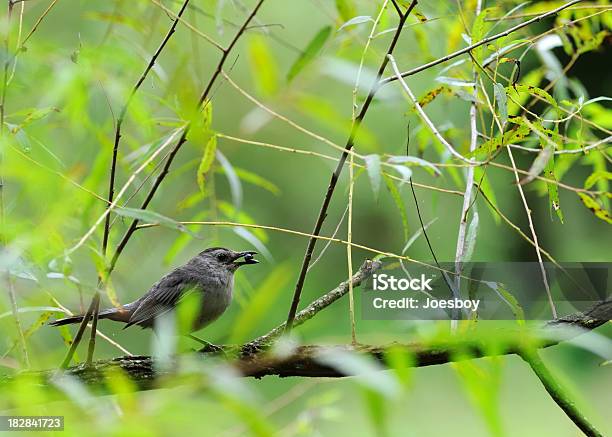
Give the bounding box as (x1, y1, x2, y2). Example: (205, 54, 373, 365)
(49, 248, 258, 332)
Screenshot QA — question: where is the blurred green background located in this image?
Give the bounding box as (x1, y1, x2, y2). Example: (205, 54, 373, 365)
(0, 0, 610, 435)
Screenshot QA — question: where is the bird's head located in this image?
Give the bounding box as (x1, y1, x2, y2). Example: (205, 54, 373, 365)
(198, 247, 259, 272)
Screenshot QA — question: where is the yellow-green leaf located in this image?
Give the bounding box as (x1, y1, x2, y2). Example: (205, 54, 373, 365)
(197, 135, 217, 193)
(287, 26, 331, 82)
(247, 35, 278, 96)
(578, 193, 612, 224)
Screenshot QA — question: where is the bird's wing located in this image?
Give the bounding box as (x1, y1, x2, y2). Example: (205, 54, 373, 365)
(126, 270, 199, 328)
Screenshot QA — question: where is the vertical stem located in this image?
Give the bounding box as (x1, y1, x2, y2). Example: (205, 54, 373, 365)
(506, 147, 557, 318)
(344, 0, 388, 347)
(0, 0, 29, 368)
(346, 152, 356, 345)
(453, 0, 482, 330)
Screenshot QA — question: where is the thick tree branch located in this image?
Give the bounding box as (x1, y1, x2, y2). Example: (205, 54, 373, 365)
(10, 298, 610, 387)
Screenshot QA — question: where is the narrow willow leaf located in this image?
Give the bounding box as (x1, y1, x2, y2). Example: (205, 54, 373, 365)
(584, 171, 612, 190)
(493, 83, 507, 127)
(507, 69, 543, 115)
(335, 0, 356, 21)
(317, 348, 399, 397)
(435, 76, 475, 88)
(114, 207, 197, 236)
(471, 7, 495, 63)
(454, 360, 504, 436)
(364, 154, 381, 199)
(519, 145, 554, 185)
(462, 211, 479, 263)
(544, 153, 563, 223)
(12, 107, 59, 131)
(216, 150, 242, 208)
(247, 35, 278, 96)
(287, 26, 331, 82)
(218, 201, 268, 243)
(233, 227, 273, 262)
(220, 166, 281, 196)
(384, 175, 409, 241)
(163, 211, 208, 265)
(417, 85, 447, 108)
(3, 312, 54, 356)
(387, 155, 441, 176)
(485, 282, 525, 322)
(197, 135, 217, 194)
(577, 193, 612, 224)
(391, 164, 413, 185)
(104, 278, 122, 308)
(474, 167, 500, 225)
(362, 389, 388, 437)
(338, 15, 373, 31)
(230, 263, 292, 343)
(506, 84, 560, 119)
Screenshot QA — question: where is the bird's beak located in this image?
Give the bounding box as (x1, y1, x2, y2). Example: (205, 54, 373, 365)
(233, 251, 259, 266)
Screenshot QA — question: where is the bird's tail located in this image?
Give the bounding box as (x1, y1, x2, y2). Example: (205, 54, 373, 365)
(48, 308, 130, 327)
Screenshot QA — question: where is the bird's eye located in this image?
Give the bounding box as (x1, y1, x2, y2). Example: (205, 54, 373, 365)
(217, 253, 227, 261)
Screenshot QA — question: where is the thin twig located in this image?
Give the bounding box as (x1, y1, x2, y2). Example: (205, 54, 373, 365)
(149, 0, 224, 52)
(107, 0, 266, 275)
(388, 55, 479, 164)
(379, 0, 583, 86)
(83, 0, 193, 366)
(65, 127, 185, 256)
(479, 77, 558, 318)
(0, 0, 29, 368)
(284, 0, 419, 334)
(58, 127, 185, 367)
(19, 0, 60, 48)
(453, 0, 482, 329)
(245, 260, 381, 352)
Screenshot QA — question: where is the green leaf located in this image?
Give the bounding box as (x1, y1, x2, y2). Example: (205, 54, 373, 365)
(247, 35, 278, 96)
(384, 175, 409, 241)
(218, 201, 268, 243)
(216, 150, 243, 208)
(545, 155, 563, 223)
(462, 211, 479, 263)
(577, 193, 612, 224)
(10, 107, 59, 131)
(387, 155, 441, 176)
(230, 263, 293, 343)
(507, 69, 543, 115)
(338, 16, 373, 31)
(454, 359, 504, 436)
(364, 154, 381, 199)
(287, 26, 331, 82)
(220, 166, 280, 196)
(197, 135, 217, 194)
(519, 145, 554, 185)
(163, 210, 208, 265)
(584, 171, 612, 190)
(493, 83, 507, 127)
(471, 8, 495, 63)
(335, 0, 356, 21)
(113, 207, 197, 236)
(485, 282, 525, 322)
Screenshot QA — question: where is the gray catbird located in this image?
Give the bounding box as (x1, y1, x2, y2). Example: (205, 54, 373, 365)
(49, 248, 258, 332)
